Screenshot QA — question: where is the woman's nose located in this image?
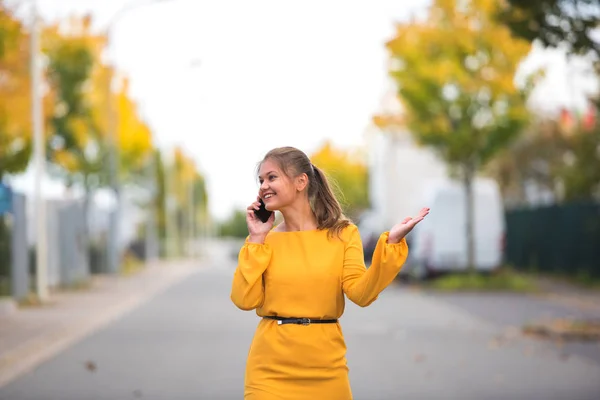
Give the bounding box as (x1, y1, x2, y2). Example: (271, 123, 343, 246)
(260, 181, 269, 191)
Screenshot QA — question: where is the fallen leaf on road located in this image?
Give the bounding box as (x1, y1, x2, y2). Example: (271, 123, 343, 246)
(523, 318, 600, 342)
(84, 361, 97, 372)
(414, 353, 426, 363)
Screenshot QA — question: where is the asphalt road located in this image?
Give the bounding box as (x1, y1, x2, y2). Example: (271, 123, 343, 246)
(1, 258, 599, 400)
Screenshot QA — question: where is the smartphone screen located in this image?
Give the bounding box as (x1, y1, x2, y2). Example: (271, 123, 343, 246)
(254, 198, 273, 223)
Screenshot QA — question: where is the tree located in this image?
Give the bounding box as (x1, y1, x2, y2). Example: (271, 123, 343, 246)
(43, 16, 108, 268)
(162, 146, 207, 256)
(497, 0, 600, 202)
(486, 117, 570, 205)
(218, 210, 249, 239)
(488, 106, 599, 204)
(382, 0, 534, 271)
(497, 1, 599, 61)
(115, 78, 154, 184)
(310, 141, 370, 220)
(44, 16, 110, 193)
(44, 15, 157, 267)
(0, 2, 32, 180)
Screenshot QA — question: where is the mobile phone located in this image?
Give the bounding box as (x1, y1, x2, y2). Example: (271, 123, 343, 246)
(254, 198, 273, 223)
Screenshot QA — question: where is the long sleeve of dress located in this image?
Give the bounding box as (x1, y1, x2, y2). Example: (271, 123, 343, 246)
(230, 239, 272, 311)
(342, 225, 409, 307)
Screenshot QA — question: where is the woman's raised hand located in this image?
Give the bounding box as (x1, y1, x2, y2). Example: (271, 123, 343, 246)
(388, 207, 430, 243)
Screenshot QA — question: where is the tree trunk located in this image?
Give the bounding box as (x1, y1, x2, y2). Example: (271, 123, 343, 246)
(463, 162, 476, 274)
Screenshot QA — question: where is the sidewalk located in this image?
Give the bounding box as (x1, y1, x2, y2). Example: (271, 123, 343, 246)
(0, 259, 200, 389)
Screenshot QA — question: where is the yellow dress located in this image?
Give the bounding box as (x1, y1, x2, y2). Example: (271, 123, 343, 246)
(230, 224, 408, 400)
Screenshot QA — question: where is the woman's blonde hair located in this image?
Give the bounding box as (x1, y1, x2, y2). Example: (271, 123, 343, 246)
(258, 146, 351, 238)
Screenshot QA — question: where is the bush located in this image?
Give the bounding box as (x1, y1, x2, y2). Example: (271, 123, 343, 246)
(218, 210, 249, 238)
(426, 269, 539, 292)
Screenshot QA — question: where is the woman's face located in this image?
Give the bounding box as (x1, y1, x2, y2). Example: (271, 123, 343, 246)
(257, 159, 297, 211)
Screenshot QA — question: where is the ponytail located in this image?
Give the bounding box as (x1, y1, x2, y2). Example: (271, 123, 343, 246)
(310, 164, 351, 239)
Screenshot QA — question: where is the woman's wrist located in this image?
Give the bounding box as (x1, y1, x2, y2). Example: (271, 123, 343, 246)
(386, 233, 403, 244)
(248, 234, 267, 244)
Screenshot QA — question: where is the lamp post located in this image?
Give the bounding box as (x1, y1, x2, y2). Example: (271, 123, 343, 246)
(30, 0, 47, 301)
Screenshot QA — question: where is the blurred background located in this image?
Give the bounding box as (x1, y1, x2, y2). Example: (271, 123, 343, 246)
(0, 0, 599, 399)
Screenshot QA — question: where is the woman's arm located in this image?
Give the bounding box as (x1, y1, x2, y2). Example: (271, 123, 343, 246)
(230, 239, 272, 311)
(342, 225, 409, 307)
(230, 198, 276, 310)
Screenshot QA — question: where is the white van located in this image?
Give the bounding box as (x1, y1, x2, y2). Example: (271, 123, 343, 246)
(400, 177, 505, 279)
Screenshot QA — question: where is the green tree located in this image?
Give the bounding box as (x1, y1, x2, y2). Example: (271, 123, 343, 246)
(497, 0, 600, 201)
(497, 1, 599, 61)
(44, 17, 104, 268)
(489, 110, 600, 204)
(44, 17, 109, 197)
(382, 0, 534, 271)
(219, 210, 249, 238)
(310, 141, 370, 220)
(160, 146, 207, 256)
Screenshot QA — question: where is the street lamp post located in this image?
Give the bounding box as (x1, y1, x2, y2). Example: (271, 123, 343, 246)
(30, 0, 48, 301)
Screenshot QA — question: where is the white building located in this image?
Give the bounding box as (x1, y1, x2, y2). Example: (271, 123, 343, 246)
(359, 88, 449, 237)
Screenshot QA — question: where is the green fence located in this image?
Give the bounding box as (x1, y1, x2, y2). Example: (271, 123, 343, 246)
(505, 202, 600, 278)
(0, 217, 11, 296)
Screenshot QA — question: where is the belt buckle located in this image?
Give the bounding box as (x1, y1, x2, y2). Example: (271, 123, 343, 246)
(299, 318, 311, 326)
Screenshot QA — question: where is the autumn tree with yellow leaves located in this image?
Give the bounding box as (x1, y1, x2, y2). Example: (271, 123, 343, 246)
(160, 146, 207, 257)
(44, 16, 154, 190)
(310, 141, 369, 220)
(115, 78, 154, 182)
(43, 14, 157, 262)
(379, 0, 536, 271)
(44, 16, 101, 189)
(0, 2, 32, 180)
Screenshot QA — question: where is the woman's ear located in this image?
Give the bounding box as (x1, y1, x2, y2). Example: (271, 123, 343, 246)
(295, 173, 309, 192)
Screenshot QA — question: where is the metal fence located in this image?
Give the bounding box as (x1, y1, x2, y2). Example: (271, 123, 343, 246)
(47, 199, 90, 288)
(505, 201, 600, 278)
(0, 192, 28, 300)
(0, 190, 159, 302)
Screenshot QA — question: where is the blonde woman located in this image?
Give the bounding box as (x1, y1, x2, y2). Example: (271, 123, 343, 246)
(231, 146, 429, 399)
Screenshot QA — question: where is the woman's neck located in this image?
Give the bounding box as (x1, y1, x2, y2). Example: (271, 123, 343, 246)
(279, 198, 318, 232)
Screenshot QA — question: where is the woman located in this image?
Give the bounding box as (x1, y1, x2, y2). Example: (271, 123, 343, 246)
(230, 146, 429, 399)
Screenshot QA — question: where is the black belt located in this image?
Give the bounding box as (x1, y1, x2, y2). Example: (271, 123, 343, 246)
(263, 316, 338, 326)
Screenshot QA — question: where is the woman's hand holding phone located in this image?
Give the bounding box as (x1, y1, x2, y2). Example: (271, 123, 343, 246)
(246, 196, 274, 243)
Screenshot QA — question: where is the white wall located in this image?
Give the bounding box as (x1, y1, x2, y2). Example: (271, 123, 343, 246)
(366, 127, 448, 228)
